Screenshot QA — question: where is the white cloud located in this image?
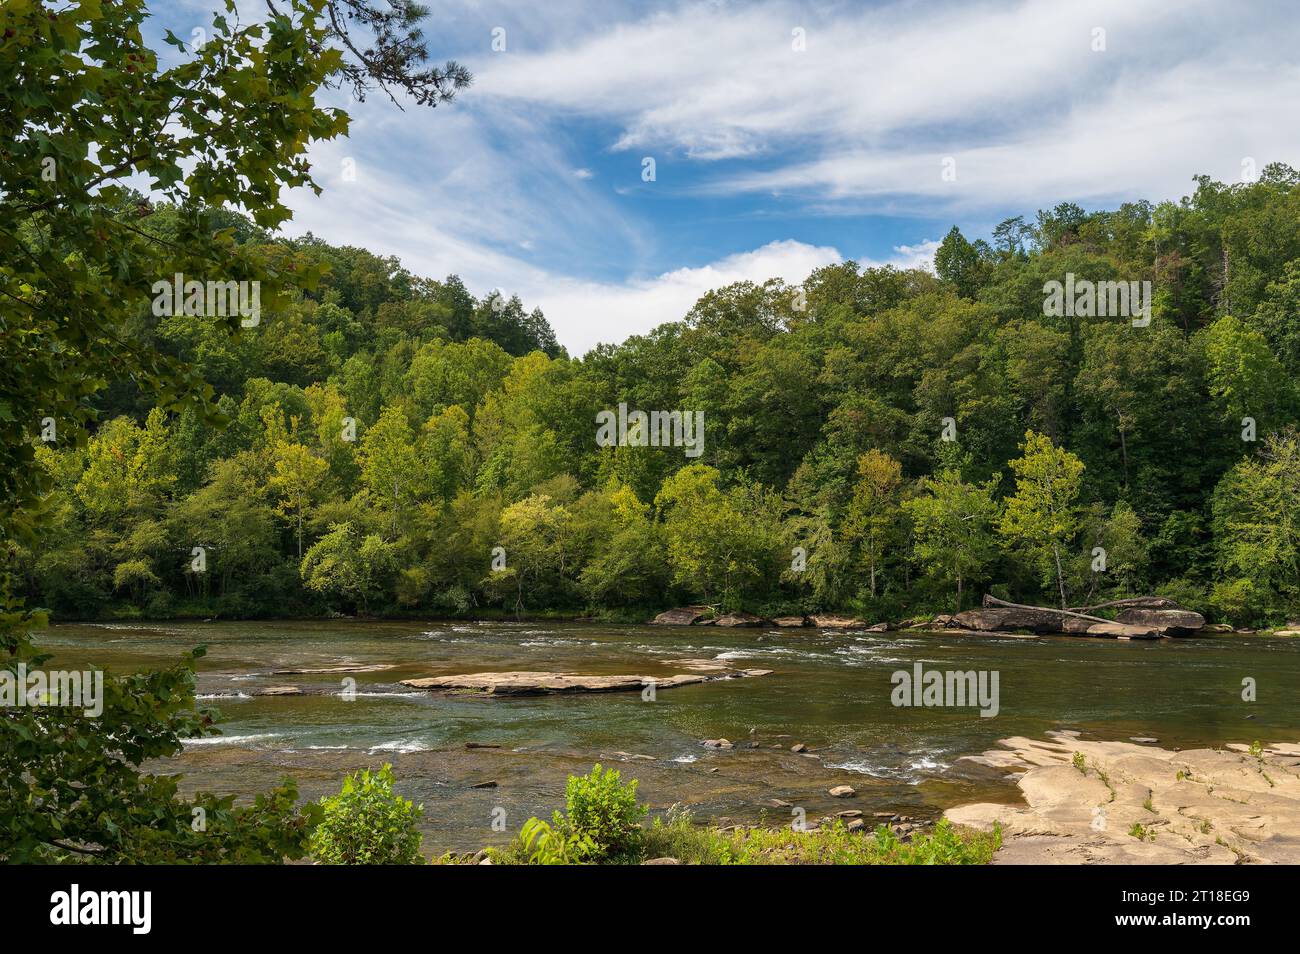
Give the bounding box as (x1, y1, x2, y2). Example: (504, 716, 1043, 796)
(471, 0, 1299, 206)
(516, 238, 940, 355)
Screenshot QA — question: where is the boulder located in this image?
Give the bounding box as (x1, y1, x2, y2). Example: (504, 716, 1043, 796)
(1081, 621, 1161, 639)
(254, 685, 304, 696)
(650, 606, 711, 625)
(791, 742, 807, 753)
(772, 616, 810, 627)
(829, 785, 856, 798)
(864, 622, 889, 632)
(810, 614, 868, 629)
(711, 611, 767, 627)
(951, 607, 1069, 633)
(642, 857, 681, 865)
(702, 738, 733, 749)
(1116, 607, 1205, 636)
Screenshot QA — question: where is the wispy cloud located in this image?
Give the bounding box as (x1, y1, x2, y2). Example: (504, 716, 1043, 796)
(263, 0, 1300, 353)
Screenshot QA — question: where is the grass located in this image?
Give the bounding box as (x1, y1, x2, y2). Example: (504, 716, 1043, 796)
(1128, 822, 1155, 841)
(489, 809, 1001, 865)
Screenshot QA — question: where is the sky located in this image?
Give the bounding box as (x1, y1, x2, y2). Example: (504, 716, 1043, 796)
(161, 0, 1300, 355)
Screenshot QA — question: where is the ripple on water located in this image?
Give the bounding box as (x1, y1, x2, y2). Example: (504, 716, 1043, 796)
(183, 733, 281, 748)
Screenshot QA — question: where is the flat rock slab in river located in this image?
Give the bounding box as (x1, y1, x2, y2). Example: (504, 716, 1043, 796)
(271, 663, 396, 674)
(400, 669, 773, 696)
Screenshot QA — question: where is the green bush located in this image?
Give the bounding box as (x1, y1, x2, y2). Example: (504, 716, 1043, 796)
(502, 763, 647, 864)
(309, 764, 424, 865)
(562, 763, 648, 860)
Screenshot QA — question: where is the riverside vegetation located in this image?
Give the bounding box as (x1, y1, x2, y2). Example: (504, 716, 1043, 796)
(3, 0, 1297, 865)
(12, 174, 1300, 629)
(307, 763, 1002, 866)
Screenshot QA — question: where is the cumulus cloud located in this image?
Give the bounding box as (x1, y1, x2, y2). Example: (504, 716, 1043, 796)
(272, 0, 1298, 354)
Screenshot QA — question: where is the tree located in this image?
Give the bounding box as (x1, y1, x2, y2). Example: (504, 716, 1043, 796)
(357, 404, 428, 534)
(1210, 431, 1300, 623)
(844, 449, 905, 599)
(904, 470, 1001, 612)
(0, 0, 464, 862)
(488, 494, 574, 614)
(999, 431, 1085, 608)
(654, 465, 783, 608)
(269, 441, 330, 558)
(300, 522, 399, 613)
(578, 484, 666, 607)
(934, 226, 991, 299)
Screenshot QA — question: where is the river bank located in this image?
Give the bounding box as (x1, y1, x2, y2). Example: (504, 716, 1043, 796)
(947, 733, 1300, 864)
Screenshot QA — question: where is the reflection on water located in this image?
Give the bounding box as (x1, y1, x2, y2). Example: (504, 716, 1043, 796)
(43, 619, 1300, 853)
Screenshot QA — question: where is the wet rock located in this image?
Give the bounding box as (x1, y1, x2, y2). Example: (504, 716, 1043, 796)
(952, 607, 1073, 633)
(650, 606, 712, 625)
(254, 686, 303, 696)
(829, 785, 856, 798)
(846, 818, 865, 833)
(1129, 737, 1159, 744)
(711, 611, 767, 627)
(271, 664, 394, 674)
(791, 743, 807, 753)
(770, 798, 793, 808)
(1116, 607, 1205, 636)
(465, 742, 501, 749)
(703, 738, 733, 749)
(772, 616, 810, 627)
(864, 622, 890, 632)
(471, 780, 498, 789)
(810, 615, 868, 629)
(836, 809, 863, 818)
(402, 669, 771, 696)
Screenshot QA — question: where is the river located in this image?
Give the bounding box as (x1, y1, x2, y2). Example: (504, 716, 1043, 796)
(43, 619, 1300, 854)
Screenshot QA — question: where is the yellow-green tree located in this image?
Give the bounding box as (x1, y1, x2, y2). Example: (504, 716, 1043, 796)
(999, 431, 1085, 608)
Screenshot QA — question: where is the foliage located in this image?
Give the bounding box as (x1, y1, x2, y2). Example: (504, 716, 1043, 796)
(309, 764, 423, 864)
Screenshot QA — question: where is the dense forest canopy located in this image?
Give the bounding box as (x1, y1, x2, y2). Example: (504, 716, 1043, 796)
(12, 167, 1300, 626)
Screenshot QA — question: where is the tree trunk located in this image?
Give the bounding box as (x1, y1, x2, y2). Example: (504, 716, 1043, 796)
(1052, 542, 1067, 609)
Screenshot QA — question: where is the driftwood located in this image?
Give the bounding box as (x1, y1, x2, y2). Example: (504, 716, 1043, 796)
(968, 594, 1203, 638)
(1067, 596, 1180, 614)
(982, 594, 1114, 627)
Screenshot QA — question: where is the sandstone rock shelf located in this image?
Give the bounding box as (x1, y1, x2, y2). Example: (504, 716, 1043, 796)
(400, 668, 773, 696)
(946, 731, 1300, 864)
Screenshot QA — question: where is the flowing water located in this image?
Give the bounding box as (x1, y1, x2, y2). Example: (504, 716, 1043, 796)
(43, 619, 1300, 854)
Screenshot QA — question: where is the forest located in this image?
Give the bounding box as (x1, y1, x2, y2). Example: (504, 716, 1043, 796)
(12, 168, 1300, 628)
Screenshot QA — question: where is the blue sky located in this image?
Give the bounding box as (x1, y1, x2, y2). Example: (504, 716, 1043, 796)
(160, 0, 1300, 354)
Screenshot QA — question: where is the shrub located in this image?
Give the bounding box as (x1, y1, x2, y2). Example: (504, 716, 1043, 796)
(309, 764, 423, 864)
(562, 763, 648, 860)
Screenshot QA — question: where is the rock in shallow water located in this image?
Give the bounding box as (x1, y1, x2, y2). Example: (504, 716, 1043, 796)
(400, 669, 771, 696)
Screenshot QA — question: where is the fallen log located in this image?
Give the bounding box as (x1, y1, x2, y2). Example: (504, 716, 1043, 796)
(1067, 596, 1181, 614)
(982, 594, 1115, 627)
